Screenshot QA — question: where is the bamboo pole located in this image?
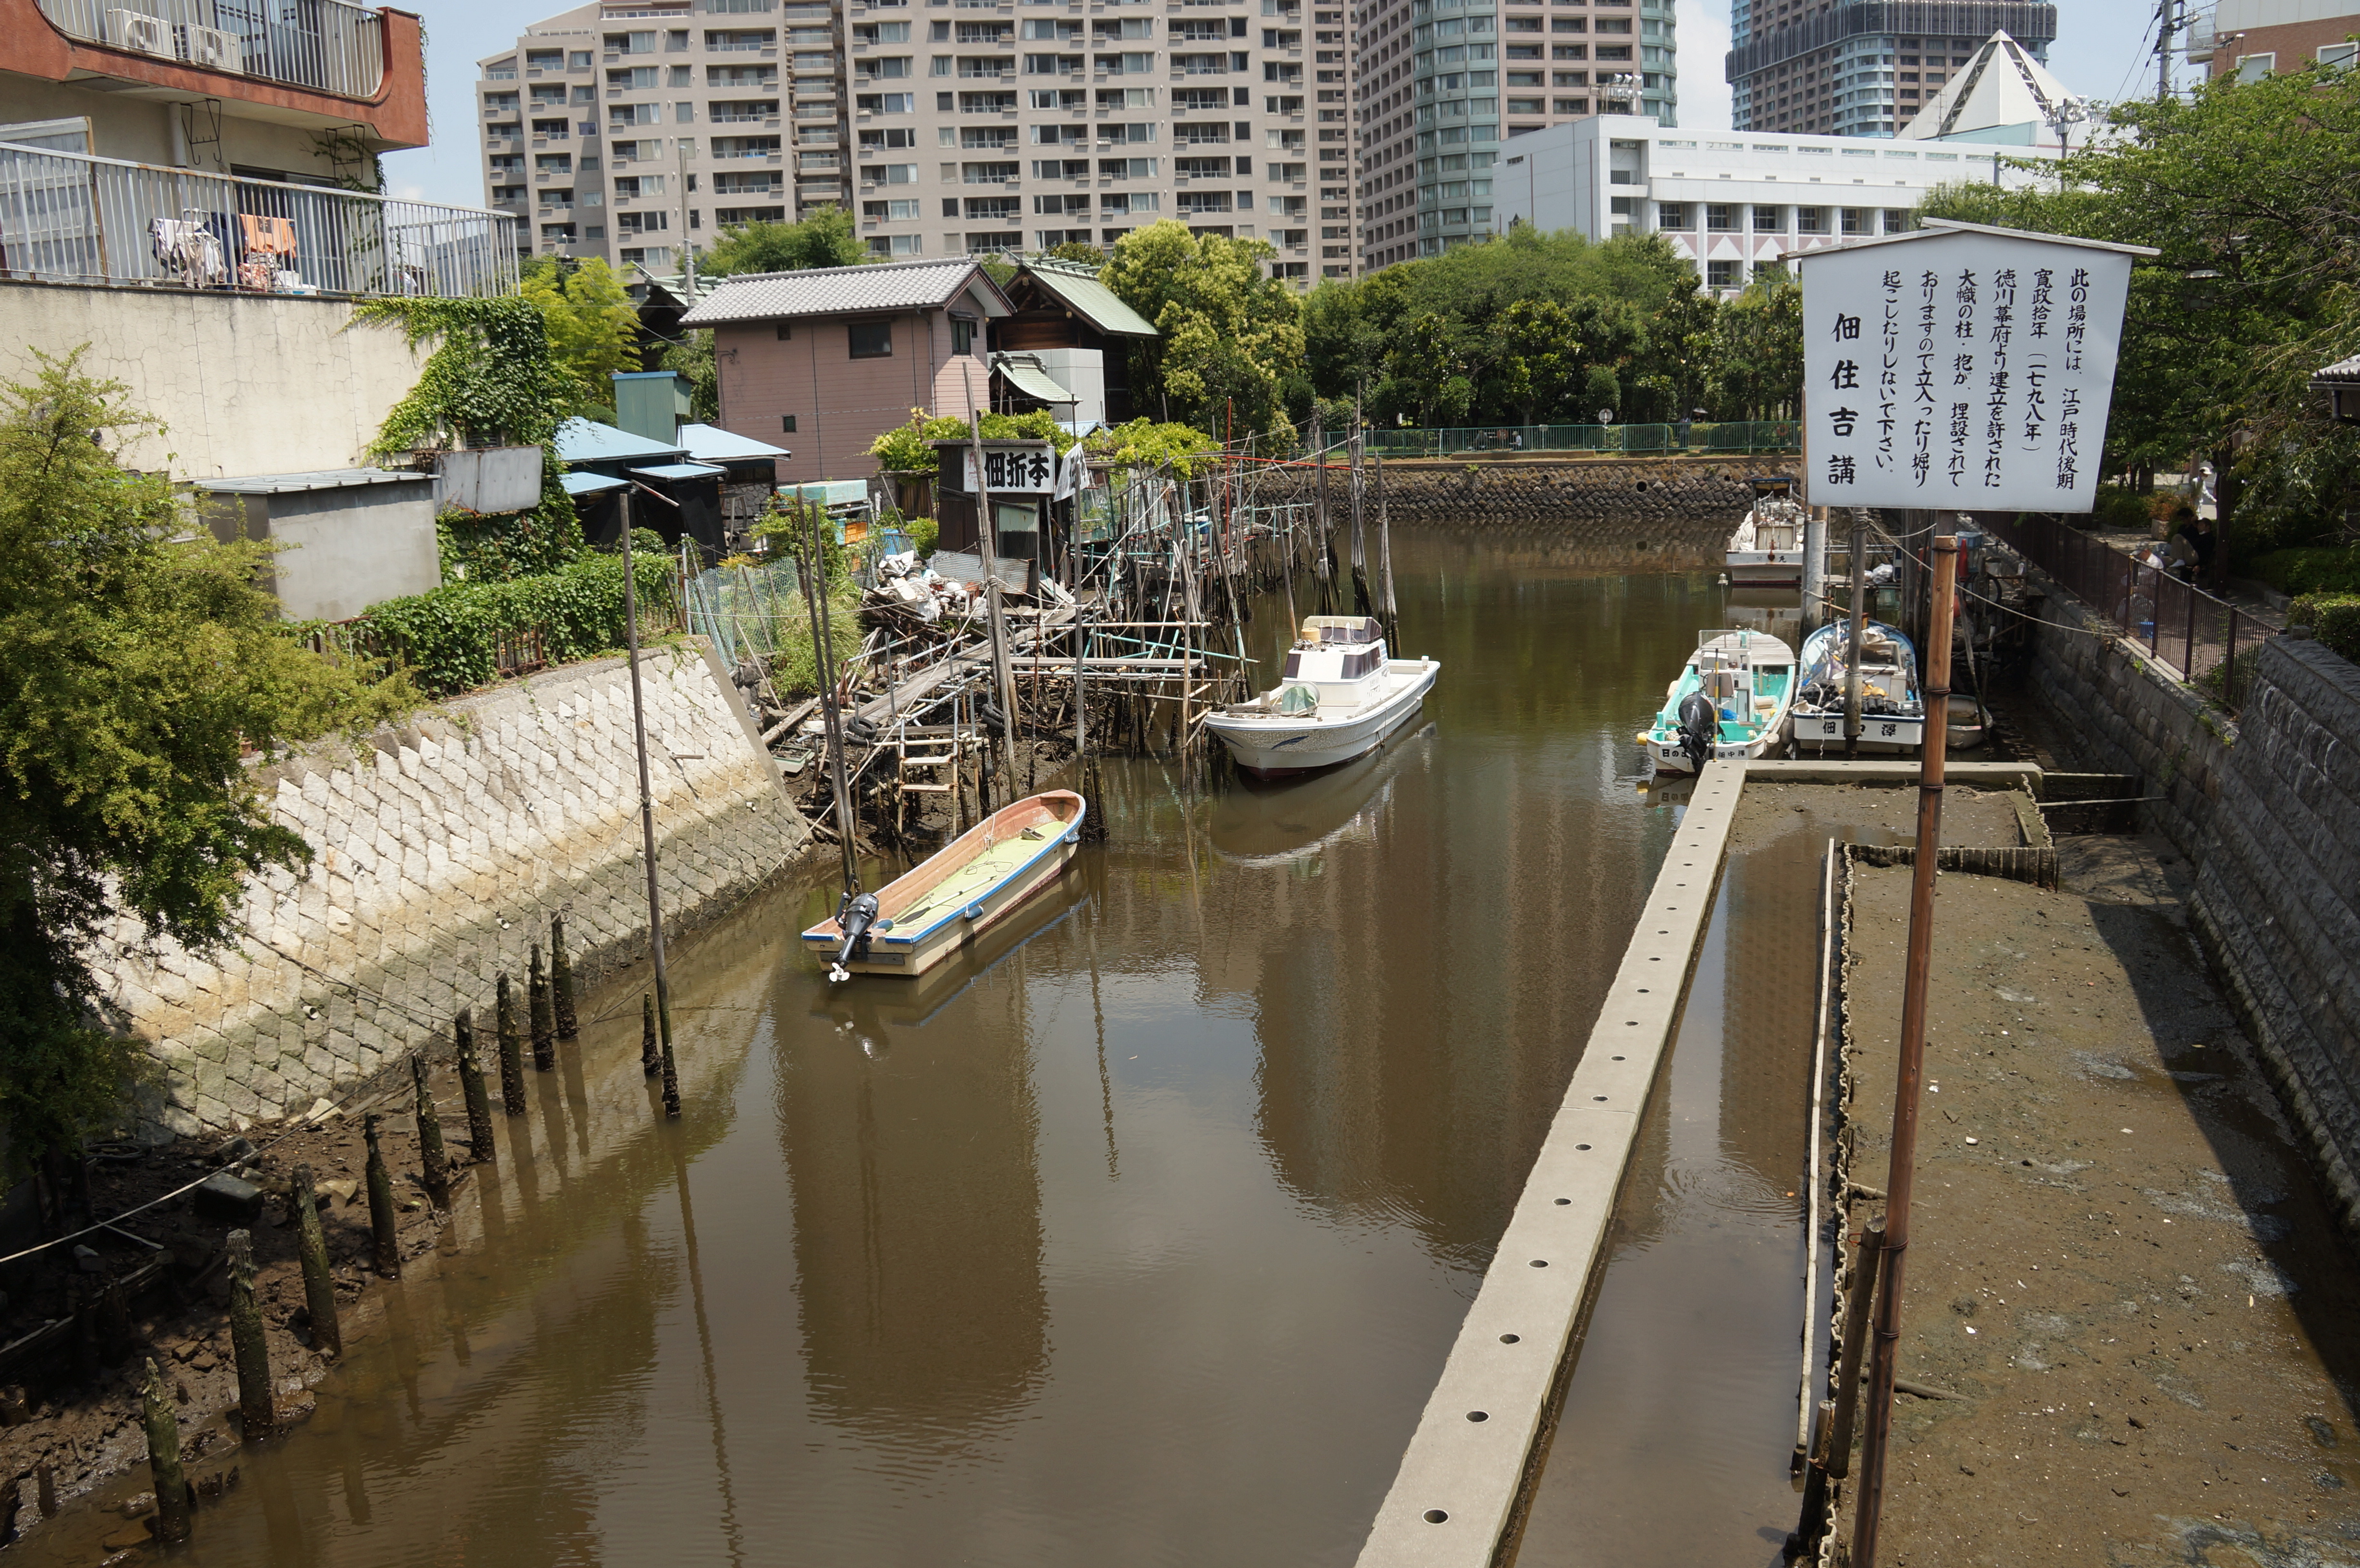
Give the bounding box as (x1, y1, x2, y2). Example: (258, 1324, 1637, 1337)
(1845, 509, 1867, 756)
(619, 492, 679, 1107)
(1348, 408, 1369, 616)
(1849, 537, 1961, 1568)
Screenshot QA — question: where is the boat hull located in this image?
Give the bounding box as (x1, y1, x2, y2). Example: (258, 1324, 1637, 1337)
(1725, 550, 1804, 587)
(1207, 659, 1439, 777)
(1646, 730, 1786, 772)
(800, 792, 1085, 978)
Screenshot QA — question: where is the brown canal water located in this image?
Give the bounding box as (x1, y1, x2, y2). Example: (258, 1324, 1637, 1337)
(31, 524, 1831, 1567)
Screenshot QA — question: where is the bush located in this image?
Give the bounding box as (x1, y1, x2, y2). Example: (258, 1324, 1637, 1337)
(2288, 592, 2360, 665)
(2244, 547, 2360, 596)
(908, 515, 940, 557)
(2091, 484, 2157, 534)
(355, 548, 676, 695)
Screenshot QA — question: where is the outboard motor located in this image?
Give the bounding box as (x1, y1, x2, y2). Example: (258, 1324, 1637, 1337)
(830, 891, 881, 983)
(1676, 690, 1719, 771)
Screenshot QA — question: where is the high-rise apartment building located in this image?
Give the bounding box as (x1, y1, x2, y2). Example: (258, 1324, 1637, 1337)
(480, 0, 1355, 282)
(1354, 0, 1677, 270)
(1724, 0, 2054, 136)
(478, 0, 850, 271)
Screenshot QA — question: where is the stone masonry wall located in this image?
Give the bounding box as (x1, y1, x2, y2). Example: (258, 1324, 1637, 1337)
(2188, 636, 2360, 1232)
(2024, 590, 2234, 860)
(100, 640, 811, 1139)
(1256, 456, 1760, 521)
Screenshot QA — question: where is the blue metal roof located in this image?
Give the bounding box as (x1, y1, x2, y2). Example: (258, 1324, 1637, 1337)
(678, 422, 790, 463)
(553, 417, 686, 464)
(560, 471, 629, 496)
(631, 462, 727, 481)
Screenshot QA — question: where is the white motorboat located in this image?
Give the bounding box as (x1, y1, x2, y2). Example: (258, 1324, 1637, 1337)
(1792, 619, 1925, 753)
(1726, 480, 1807, 588)
(1640, 628, 1797, 772)
(1207, 614, 1439, 778)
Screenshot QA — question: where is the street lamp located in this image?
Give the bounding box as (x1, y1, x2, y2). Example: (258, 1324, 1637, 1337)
(2041, 97, 2090, 190)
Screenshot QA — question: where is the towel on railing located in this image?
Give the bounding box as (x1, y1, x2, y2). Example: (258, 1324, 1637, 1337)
(237, 213, 297, 258)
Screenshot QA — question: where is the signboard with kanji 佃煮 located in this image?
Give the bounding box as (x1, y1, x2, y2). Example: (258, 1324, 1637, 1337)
(1794, 224, 2141, 514)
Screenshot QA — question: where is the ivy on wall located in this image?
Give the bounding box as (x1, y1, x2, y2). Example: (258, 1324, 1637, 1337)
(348, 295, 584, 584)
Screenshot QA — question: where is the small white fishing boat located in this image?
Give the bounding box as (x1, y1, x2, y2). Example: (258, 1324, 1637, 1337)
(1206, 614, 1438, 778)
(1725, 480, 1807, 588)
(1640, 629, 1797, 772)
(1792, 619, 1925, 753)
(802, 791, 1086, 979)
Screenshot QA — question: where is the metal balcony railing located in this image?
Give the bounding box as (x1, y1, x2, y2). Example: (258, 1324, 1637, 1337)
(0, 142, 519, 298)
(35, 0, 386, 100)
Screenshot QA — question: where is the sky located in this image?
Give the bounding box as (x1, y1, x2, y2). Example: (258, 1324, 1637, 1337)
(381, 0, 2178, 211)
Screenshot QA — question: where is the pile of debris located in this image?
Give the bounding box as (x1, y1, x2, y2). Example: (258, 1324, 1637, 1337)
(858, 549, 1075, 638)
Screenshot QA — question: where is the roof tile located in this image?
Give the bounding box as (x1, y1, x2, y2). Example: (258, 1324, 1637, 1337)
(679, 258, 1012, 326)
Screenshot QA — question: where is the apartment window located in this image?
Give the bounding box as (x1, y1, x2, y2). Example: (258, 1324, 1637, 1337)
(2234, 51, 2274, 82)
(781, 415, 798, 433)
(849, 319, 893, 358)
(1882, 209, 1912, 233)
(1841, 207, 1865, 234)
(1752, 204, 1782, 232)
(1707, 258, 1737, 287)
(1656, 201, 1691, 230)
(952, 318, 975, 354)
(1705, 202, 1733, 232)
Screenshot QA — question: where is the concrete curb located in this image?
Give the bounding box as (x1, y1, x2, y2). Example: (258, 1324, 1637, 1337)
(1354, 760, 1746, 1567)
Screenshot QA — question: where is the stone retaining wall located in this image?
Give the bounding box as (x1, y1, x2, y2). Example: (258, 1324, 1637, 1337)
(101, 640, 811, 1140)
(2188, 636, 2360, 1231)
(2024, 592, 2233, 859)
(1263, 456, 1762, 521)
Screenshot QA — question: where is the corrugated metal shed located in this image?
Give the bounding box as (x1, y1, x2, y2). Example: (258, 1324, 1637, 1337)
(1021, 258, 1159, 338)
(992, 352, 1077, 406)
(630, 463, 727, 480)
(561, 471, 629, 496)
(437, 446, 544, 513)
(679, 257, 1013, 327)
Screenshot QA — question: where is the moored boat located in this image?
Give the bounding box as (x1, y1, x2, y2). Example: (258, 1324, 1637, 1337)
(1206, 615, 1439, 778)
(1791, 618, 1926, 753)
(1641, 629, 1797, 772)
(1725, 479, 1807, 588)
(801, 791, 1086, 978)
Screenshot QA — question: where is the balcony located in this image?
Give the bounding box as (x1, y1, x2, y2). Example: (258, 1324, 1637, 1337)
(0, 141, 517, 298)
(34, 0, 387, 100)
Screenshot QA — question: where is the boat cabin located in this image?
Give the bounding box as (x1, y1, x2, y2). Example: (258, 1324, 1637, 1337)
(1690, 631, 1793, 730)
(1279, 615, 1390, 704)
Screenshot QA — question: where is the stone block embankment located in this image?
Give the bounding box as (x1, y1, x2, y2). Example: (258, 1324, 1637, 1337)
(2024, 593, 2232, 858)
(2189, 635, 2360, 1230)
(100, 641, 811, 1140)
(1262, 455, 1766, 523)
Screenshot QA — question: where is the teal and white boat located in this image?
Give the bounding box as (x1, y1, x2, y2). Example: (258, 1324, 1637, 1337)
(1641, 629, 1797, 772)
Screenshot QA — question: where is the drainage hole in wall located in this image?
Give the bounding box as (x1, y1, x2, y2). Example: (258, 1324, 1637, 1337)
(1575, 1143, 1591, 1150)
(1466, 1410, 1489, 1422)
(1530, 1259, 1549, 1268)
(1554, 1197, 1571, 1205)
(1425, 1510, 1450, 1524)
(1500, 1333, 1521, 1344)
(1611, 1055, 1625, 1061)
(1592, 1095, 1608, 1102)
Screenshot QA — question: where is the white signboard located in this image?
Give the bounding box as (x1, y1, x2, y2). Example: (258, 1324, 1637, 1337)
(962, 445, 1059, 495)
(1798, 228, 2136, 514)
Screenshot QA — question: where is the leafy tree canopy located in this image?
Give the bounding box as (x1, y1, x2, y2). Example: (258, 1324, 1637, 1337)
(519, 257, 642, 420)
(1922, 61, 2360, 553)
(699, 206, 868, 278)
(1100, 221, 1306, 439)
(0, 354, 412, 1172)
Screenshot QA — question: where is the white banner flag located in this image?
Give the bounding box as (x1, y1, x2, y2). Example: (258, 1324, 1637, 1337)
(1795, 223, 2142, 514)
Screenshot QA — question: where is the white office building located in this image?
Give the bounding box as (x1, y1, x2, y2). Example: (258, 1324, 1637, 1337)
(1494, 94, 2063, 291)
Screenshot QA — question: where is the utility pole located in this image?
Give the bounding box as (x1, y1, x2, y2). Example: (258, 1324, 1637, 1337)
(618, 490, 677, 1112)
(1849, 535, 1962, 1568)
(2156, 0, 2180, 100)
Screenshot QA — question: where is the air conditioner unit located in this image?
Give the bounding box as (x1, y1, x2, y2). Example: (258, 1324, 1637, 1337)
(184, 24, 245, 73)
(106, 9, 172, 57)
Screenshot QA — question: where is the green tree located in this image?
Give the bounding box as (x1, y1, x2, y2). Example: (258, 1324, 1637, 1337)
(1100, 221, 1306, 437)
(1704, 269, 1803, 420)
(699, 206, 868, 277)
(1044, 240, 1107, 266)
(520, 257, 642, 419)
(0, 355, 409, 1174)
(1921, 62, 2360, 555)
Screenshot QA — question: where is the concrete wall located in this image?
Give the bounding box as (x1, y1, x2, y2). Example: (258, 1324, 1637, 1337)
(0, 280, 426, 480)
(98, 642, 810, 1139)
(206, 480, 443, 622)
(2188, 634, 2360, 1232)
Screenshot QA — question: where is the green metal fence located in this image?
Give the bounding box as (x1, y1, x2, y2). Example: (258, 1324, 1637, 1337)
(1362, 420, 1801, 458)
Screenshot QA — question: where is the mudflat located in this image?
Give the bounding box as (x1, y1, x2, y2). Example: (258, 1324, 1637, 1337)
(1831, 837, 2360, 1564)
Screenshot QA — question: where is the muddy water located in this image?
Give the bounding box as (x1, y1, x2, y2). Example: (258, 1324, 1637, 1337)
(32, 523, 1829, 1568)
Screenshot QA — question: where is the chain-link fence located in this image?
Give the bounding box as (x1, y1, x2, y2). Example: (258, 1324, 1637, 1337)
(1363, 420, 1801, 458)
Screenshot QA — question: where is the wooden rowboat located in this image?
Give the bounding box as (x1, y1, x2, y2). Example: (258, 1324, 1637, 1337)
(800, 791, 1087, 978)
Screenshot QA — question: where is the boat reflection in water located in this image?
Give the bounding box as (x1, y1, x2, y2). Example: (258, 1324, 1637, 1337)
(1209, 721, 1437, 868)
